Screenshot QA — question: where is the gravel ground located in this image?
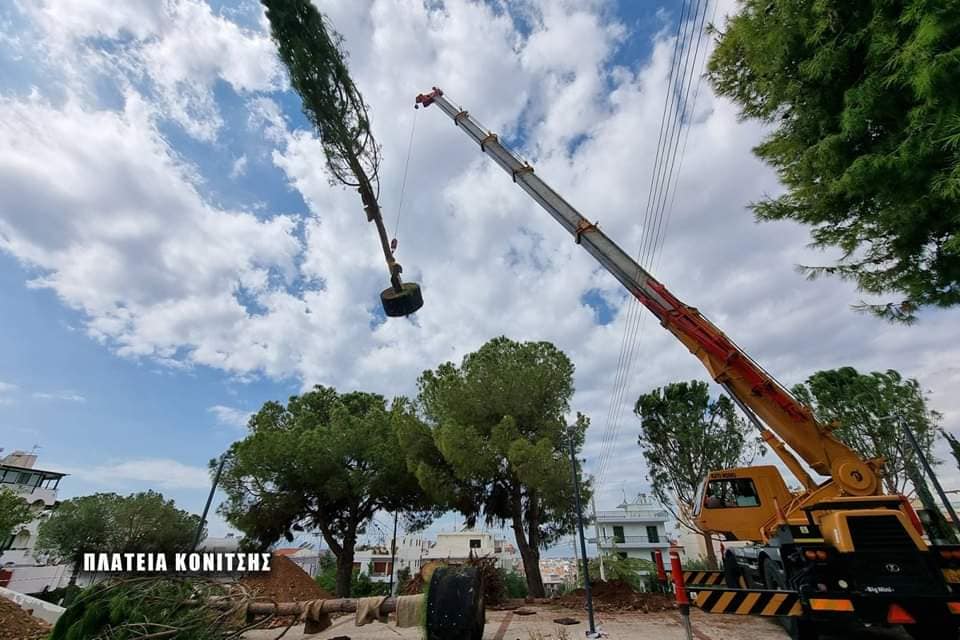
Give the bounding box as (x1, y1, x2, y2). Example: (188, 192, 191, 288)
(240, 603, 923, 640)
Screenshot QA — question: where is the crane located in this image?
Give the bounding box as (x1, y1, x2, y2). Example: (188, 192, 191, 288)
(416, 87, 960, 640)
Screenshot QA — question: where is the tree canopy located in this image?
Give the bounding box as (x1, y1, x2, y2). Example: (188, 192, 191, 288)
(399, 336, 590, 597)
(36, 491, 200, 582)
(217, 386, 436, 597)
(261, 0, 379, 192)
(0, 487, 32, 542)
(791, 367, 940, 494)
(709, 1, 960, 321)
(635, 380, 763, 566)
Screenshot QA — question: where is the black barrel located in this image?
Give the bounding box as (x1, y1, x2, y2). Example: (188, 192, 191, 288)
(425, 566, 484, 640)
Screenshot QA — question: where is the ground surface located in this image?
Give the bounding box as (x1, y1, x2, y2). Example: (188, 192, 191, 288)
(0, 595, 51, 640)
(240, 603, 917, 639)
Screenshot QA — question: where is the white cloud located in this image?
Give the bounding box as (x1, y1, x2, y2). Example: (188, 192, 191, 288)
(32, 391, 86, 402)
(0, 381, 16, 404)
(2, 0, 959, 518)
(229, 155, 248, 179)
(0, 91, 302, 376)
(20, 0, 285, 140)
(61, 459, 211, 490)
(208, 404, 252, 430)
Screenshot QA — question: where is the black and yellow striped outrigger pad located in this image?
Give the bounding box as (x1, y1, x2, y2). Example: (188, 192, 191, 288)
(692, 588, 803, 617)
(682, 570, 725, 586)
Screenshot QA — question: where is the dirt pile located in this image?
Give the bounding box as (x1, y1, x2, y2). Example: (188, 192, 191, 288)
(558, 579, 675, 613)
(0, 595, 51, 640)
(240, 554, 332, 603)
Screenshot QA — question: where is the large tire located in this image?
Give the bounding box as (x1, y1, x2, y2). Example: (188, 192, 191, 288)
(425, 566, 485, 640)
(763, 559, 817, 640)
(722, 551, 740, 588)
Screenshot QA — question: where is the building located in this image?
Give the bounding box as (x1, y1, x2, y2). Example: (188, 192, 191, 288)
(591, 493, 670, 562)
(0, 450, 71, 594)
(354, 535, 429, 585)
(424, 530, 520, 571)
(539, 558, 578, 595)
(274, 546, 325, 578)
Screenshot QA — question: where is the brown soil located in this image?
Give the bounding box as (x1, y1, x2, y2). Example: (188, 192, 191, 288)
(240, 554, 331, 603)
(0, 596, 51, 640)
(557, 579, 676, 613)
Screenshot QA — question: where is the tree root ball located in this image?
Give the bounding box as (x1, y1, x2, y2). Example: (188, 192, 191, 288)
(381, 282, 423, 317)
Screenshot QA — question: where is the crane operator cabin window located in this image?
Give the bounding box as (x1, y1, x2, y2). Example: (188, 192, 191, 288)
(703, 478, 760, 508)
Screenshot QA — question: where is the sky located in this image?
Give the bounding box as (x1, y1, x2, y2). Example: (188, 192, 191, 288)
(1, 0, 958, 558)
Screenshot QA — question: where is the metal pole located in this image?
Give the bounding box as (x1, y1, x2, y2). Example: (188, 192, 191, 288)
(568, 429, 596, 635)
(389, 511, 399, 595)
(591, 496, 606, 581)
(193, 454, 228, 551)
(901, 418, 960, 527)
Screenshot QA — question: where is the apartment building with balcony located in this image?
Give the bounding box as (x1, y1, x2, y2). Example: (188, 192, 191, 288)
(0, 450, 71, 594)
(591, 493, 670, 562)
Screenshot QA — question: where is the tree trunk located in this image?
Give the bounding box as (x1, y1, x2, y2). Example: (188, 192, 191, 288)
(68, 556, 81, 586)
(701, 531, 717, 569)
(335, 543, 355, 598)
(510, 486, 546, 597)
(518, 543, 545, 597)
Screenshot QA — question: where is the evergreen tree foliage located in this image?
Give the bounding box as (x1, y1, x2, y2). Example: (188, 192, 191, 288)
(399, 336, 590, 597)
(635, 380, 763, 567)
(791, 367, 940, 494)
(709, 1, 960, 321)
(217, 386, 436, 597)
(36, 491, 200, 585)
(0, 487, 32, 542)
(261, 0, 380, 192)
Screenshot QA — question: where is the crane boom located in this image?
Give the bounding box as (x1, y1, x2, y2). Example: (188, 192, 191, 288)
(416, 87, 880, 498)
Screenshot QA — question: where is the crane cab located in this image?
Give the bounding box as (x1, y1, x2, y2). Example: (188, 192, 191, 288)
(693, 465, 795, 541)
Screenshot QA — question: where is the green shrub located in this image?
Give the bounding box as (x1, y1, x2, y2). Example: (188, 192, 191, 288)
(501, 569, 528, 599)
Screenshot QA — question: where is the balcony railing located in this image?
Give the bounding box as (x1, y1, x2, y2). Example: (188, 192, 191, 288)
(589, 535, 668, 547)
(595, 510, 669, 521)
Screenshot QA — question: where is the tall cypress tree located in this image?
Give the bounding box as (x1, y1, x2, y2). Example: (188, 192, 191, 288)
(261, 0, 422, 316)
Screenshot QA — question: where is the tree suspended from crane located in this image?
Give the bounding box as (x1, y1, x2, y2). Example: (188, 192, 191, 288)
(261, 0, 422, 317)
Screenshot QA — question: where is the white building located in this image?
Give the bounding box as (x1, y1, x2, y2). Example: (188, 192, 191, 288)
(424, 530, 520, 571)
(354, 535, 429, 585)
(591, 494, 670, 562)
(273, 546, 325, 578)
(0, 450, 71, 594)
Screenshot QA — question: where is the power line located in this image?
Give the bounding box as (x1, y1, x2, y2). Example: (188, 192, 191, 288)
(595, 0, 713, 490)
(593, 0, 692, 487)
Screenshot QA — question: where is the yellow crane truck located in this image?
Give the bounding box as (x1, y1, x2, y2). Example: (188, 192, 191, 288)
(416, 87, 960, 639)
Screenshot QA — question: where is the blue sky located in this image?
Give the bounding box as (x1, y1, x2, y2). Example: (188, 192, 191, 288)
(2, 0, 958, 558)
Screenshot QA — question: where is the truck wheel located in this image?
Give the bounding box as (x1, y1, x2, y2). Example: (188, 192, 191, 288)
(763, 560, 817, 640)
(722, 552, 740, 588)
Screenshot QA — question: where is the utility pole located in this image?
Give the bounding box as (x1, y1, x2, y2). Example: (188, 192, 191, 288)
(568, 428, 596, 635)
(193, 453, 228, 551)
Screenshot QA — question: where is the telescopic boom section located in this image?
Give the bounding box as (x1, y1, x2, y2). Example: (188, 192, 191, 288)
(416, 87, 880, 497)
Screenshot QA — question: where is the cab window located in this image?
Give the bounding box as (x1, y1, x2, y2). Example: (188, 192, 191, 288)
(703, 478, 760, 508)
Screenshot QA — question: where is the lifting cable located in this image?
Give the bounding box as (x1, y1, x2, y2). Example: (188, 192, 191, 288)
(392, 108, 419, 247)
